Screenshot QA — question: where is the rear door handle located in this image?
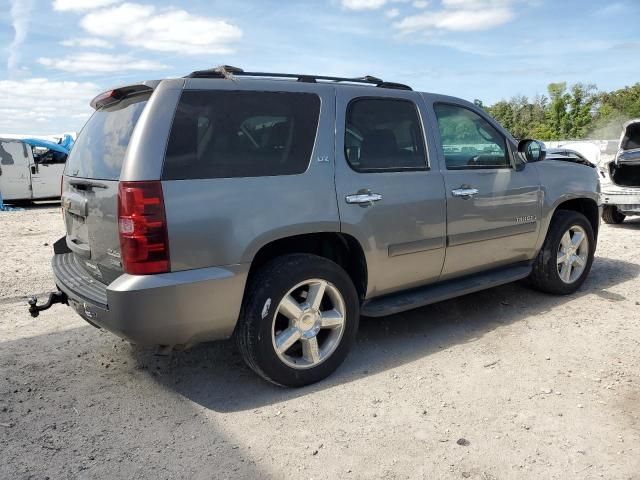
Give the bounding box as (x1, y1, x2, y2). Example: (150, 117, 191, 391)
(451, 188, 479, 199)
(345, 192, 383, 205)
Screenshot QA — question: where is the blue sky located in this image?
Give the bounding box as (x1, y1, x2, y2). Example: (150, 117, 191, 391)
(1, 0, 639, 134)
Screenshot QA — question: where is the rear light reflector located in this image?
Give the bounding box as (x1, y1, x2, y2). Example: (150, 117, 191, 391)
(117, 181, 170, 275)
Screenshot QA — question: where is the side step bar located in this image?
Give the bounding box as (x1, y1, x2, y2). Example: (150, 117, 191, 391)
(361, 264, 532, 318)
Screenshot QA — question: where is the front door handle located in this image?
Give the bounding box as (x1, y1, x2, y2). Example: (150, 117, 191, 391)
(451, 187, 479, 199)
(345, 192, 383, 205)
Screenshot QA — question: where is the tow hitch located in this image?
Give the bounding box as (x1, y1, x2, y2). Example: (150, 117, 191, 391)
(28, 291, 68, 318)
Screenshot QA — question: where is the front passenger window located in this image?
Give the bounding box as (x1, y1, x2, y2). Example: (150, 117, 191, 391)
(434, 104, 510, 170)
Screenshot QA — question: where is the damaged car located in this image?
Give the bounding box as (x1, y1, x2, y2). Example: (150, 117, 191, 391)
(600, 119, 640, 224)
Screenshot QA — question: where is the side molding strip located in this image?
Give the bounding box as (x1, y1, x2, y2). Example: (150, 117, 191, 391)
(448, 222, 537, 247)
(388, 237, 446, 257)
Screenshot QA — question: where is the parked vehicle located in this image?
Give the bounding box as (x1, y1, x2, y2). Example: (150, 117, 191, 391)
(545, 148, 595, 168)
(29, 67, 601, 387)
(0, 136, 72, 202)
(599, 119, 640, 224)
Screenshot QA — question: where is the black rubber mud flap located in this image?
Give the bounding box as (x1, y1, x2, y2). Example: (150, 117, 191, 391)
(53, 236, 72, 255)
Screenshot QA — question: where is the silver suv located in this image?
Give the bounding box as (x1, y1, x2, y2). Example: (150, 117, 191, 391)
(30, 67, 601, 387)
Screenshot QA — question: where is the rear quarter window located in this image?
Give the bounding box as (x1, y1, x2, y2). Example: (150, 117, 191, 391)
(162, 91, 321, 180)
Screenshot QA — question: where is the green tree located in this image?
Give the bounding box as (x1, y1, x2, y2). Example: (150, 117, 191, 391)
(590, 83, 640, 138)
(545, 82, 570, 140)
(483, 82, 639, 141)
(566, 83, 597, 138)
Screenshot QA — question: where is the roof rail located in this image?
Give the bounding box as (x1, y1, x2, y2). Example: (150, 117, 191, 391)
(185, 65, 412, 91)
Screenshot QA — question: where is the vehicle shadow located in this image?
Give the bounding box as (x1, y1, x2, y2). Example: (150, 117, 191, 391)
(608, 217, 640, 230)
(2, 200, 60, 210)
(0, 325, 270, 479)
(129, 255, 640, 413)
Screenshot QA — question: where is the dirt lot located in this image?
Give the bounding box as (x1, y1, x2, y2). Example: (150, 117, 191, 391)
(1, 204, 639, 480)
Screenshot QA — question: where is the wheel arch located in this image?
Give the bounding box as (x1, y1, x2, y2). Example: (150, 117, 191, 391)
(552, 197, 600, 240)
(246, 232, 368, 302)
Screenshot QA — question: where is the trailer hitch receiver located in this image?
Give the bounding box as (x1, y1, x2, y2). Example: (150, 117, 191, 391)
(28, 291, 68, 318)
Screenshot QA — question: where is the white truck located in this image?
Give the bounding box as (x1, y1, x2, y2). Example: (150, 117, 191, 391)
(0, 137, 69, 203)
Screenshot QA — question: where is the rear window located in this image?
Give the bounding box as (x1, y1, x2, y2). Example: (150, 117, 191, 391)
(162, 91, 321, 180)
(65, 93, 149, 180)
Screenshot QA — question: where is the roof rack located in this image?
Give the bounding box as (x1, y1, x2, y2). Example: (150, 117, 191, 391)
(185, 65, 412, 91)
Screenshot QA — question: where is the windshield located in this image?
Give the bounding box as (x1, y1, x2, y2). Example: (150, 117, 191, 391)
(66, 93, 149, 180)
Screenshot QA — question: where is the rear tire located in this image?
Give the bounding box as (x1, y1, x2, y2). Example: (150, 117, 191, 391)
(236, 254, 359, 387)
(602, 205, 625, 224)
(529, 210, 595, 295)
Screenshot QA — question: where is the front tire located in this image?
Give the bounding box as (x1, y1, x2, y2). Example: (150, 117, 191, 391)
(237, 254, 359, 387)
(602, 205, 625, 224)
(529, 210, 595, 295)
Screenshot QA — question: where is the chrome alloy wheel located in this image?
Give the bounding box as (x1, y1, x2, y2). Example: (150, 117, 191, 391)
(557, 225, 589, 284)
(271, 279, 346, 369)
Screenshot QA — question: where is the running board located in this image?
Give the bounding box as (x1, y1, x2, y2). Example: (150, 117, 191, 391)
(361, 264, 532, 318)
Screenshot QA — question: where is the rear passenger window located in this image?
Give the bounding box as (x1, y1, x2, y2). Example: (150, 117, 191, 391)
(163, 91, 321, 180)
(345, 98, 427, 172)
(434, 104, 510, 169)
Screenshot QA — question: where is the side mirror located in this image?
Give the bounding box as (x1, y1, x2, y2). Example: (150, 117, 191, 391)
(518, 139, 546, 163)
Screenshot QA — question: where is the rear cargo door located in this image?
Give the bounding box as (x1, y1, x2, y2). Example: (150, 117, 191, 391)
(617, 121, 640, 165)
(62, 92, 150, 284)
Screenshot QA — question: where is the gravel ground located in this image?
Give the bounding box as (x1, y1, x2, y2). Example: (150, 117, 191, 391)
(1, 204, 639, 480)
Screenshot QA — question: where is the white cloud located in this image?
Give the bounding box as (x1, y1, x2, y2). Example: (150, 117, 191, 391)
(413, 0, 429, 8)
(386, 7, 400, 17)
(395, 0, 515, 33)
(0, 78, 99, 134)
(60, 37, 113, 49)
(341, 0, 389, 10)
(8, 0, 34, 74)
(38, 52, 167, 73)
(79, 3, 242, 55)
(52, 0, 121, 11)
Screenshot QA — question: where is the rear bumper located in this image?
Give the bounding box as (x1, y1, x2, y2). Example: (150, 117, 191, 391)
(53, 253, 249, 346)
(601, 184, 640, 214)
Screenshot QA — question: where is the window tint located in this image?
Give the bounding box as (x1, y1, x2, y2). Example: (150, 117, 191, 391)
(66, 93, 149, 180)
(345, 98, 426, 172)
(163, 91, 320, 180)
(434, 104, 510, 169)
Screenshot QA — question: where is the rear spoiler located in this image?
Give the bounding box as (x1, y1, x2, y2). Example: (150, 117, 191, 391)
(90, 81, 160, 109)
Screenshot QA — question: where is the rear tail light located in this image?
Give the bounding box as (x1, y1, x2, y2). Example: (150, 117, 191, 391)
(117, 181, 170, 275)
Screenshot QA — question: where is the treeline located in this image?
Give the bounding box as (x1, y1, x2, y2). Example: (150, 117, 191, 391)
(477, 83, 640, 140)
